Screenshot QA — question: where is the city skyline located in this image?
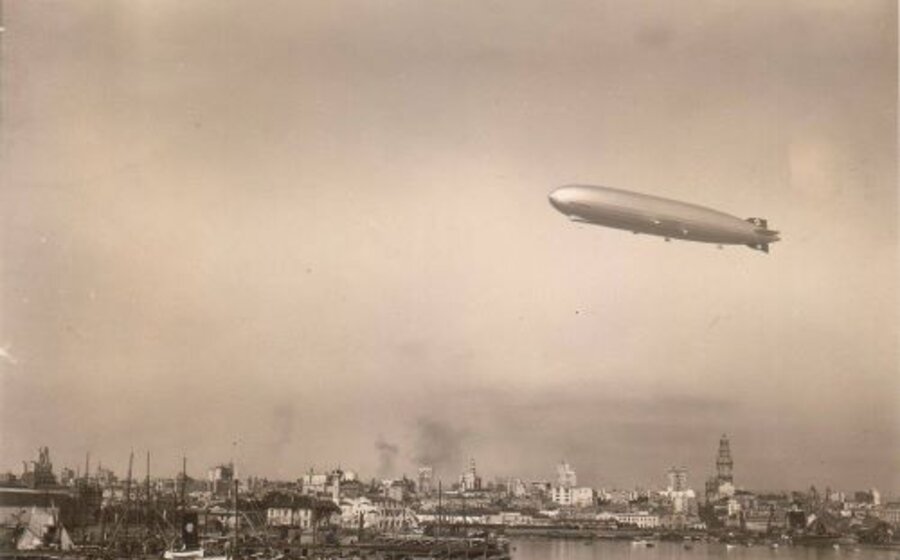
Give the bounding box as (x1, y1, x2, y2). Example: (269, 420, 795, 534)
(1, 2, 897, 492)
(6, 434, 893, 499)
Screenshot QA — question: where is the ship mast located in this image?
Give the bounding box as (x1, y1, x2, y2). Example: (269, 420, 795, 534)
(437, 480, 442, 539)
(124, 450, 134, 542)
(232, 478, 239, 559)
(145, 452, 151, 505)
(180, 457, 187, 511)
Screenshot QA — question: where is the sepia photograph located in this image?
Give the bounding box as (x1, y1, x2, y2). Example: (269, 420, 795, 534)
(0, 1, 897, 559)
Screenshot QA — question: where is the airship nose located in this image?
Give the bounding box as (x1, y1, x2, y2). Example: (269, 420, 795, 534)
(548, 188, 568, 212)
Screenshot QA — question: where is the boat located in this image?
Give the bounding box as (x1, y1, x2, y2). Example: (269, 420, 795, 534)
(163, 544, 229, 560)
(164, 549, 206, 560)
(163, 511, 229, 560)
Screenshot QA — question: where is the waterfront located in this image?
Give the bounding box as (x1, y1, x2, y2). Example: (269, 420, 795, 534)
(510, 540, 900, 560)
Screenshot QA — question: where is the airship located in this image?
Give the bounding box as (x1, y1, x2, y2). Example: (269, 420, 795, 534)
(548, 184, 780, 253)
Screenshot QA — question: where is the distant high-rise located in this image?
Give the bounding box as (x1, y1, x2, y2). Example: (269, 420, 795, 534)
(704, 477, 719, 503)
(556, 461, 577, 489)
(207, 463, 235, 497)
(667, 467, 687, 492)
(21, 447, 58, 489)
(715, 434, 733, 484)
(459, 458, 482, 491)
(417, 466, 434, 496)
(871, 488, 881, 506)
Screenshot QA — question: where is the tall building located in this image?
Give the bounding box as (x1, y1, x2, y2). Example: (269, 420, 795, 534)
(705, 435, 735, 503)
(556, 462, 577, 488)
(417, 466, 434, 496)
(21, 447, 58, 489)
(667, 467, 687, 492)
(507, 478, 528, 497)
(716, 434, 733, 484)
(705, 477, 719, 503)
(459, 458, 482, 491)
(664, 467, 695, 516)
(208, 463, 235, 497)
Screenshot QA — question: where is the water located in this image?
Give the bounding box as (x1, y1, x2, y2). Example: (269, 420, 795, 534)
(510, 539, 900, 560)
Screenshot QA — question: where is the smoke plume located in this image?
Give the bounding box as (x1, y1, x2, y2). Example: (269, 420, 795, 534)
(413, 417, 466, 478)
(375, 437, 399, 478)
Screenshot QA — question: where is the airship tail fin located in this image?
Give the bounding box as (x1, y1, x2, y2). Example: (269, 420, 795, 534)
(746, 218, 778, 237)
(745, 217, 768, 229)
(745, 243, 770, 253)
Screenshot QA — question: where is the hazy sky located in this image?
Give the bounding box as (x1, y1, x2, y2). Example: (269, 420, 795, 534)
(1, 1, 897, 493)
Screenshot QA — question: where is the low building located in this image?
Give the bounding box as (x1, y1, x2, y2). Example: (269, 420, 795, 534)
(337, 479, 365, 500)
(744, 512, 773, 533)
(551, 486, 595, 508)
(551, 486, 572, 506)
(265, 494, 315, 529)
(614, 512, 660, 529)
(877, 503, 900, 525)
(340, 497, 416, 533)
(300, 473, 329, 496)
(373, 498, 415, 532)
(485, 511, 537, 526)
(382, 478, 415, 503)
(572, 487, 596, 508)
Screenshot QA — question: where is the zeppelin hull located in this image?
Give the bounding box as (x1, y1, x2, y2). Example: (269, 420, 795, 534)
(549, 184, 780, 251)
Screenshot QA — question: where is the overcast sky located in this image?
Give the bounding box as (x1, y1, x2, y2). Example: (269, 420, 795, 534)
(1, 1, 897, 493)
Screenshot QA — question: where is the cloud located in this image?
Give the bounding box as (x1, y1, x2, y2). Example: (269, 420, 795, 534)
(0, 345, 18, 366)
